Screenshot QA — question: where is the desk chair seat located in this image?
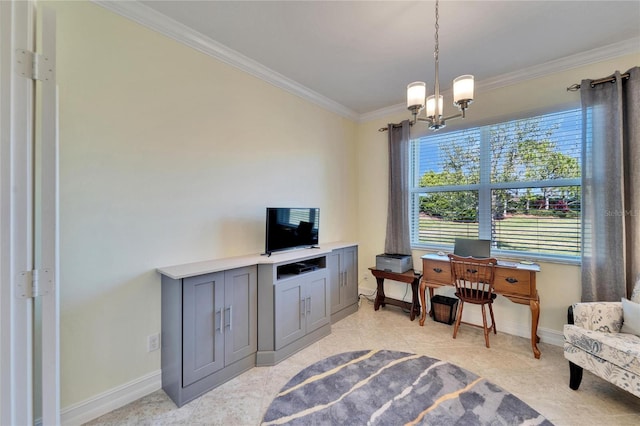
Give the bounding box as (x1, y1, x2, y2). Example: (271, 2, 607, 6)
(448, 254, 498, 348)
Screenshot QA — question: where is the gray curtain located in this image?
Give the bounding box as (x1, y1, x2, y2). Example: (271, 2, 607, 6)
(384, 120, 412, 255)
(581, 66, 640, 302)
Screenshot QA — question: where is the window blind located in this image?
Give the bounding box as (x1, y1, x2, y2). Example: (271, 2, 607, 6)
(410, 109, 582, 259)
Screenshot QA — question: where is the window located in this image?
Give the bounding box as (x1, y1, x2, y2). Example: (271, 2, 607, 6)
(410, 109, 582, 261)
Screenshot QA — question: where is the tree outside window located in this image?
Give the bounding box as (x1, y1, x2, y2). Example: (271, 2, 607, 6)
(411, 109, 582, 259)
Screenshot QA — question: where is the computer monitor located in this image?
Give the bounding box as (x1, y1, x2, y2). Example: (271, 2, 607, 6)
(453, 238, 491, 258)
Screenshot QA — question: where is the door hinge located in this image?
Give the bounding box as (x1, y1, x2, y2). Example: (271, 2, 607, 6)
(16, 269, 55, 299)
(15, 49, 54, 82)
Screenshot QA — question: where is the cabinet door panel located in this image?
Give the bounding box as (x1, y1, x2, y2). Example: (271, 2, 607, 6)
(343, 246, 358, 306)
(183, 272, 224, 387)
(224, 266, 257, 365)
(275, 280, 305, 350)
(306, 276, 330, 333)
(328, 250, 342, 313)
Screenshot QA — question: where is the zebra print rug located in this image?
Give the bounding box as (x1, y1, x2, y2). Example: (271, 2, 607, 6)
(262, 350, 552, 425)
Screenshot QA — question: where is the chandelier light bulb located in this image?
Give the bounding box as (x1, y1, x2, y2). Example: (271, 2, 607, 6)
(426, 95, 444, 119)
(453, 75, 475, 107)
(407, 81, 427, 111)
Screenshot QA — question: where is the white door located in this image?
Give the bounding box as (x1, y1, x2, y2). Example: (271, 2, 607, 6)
(0, 1, 59, 424)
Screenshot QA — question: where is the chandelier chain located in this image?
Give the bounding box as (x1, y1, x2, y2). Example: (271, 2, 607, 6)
(434, 0, 439, 61)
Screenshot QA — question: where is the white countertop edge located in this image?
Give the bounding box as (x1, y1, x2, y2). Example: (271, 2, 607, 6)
(158, 241, 358, 280)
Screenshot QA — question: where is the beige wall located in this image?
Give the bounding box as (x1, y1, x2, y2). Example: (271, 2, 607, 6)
(355, 52, 640, 339)
(51, 1, 357, 407)
(49, 0, 639, 412)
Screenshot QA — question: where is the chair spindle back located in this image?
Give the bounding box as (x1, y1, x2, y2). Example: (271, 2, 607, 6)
(448, 254, 497, 302)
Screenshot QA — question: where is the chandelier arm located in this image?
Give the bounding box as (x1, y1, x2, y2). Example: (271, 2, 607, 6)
(442, 113, 463, 122)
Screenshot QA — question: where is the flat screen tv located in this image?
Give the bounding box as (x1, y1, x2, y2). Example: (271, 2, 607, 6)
(265, 207, 319, 255)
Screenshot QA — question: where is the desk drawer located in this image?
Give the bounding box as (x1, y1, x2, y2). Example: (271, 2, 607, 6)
(422, 259, 451, 285)
(494, 268, 532, 296)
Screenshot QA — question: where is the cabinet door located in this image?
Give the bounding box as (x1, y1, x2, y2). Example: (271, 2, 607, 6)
(342, 246, 358, 306)
(274, 279, 305, 350)
(182, 272, 225, 387)
(328, 250, 343, 314)
(306, 275, 330, 333)
(224, 266, 257, 365)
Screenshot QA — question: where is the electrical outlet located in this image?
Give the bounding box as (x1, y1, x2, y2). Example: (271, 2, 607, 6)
(147, 333, 160, 352)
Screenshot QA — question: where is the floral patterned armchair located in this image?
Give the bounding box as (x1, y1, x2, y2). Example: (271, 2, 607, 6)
(563, 300, 640, 397)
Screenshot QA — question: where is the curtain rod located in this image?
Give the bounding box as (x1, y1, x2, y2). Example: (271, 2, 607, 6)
(378, 122, 414, 132)
(566, 72, 630, 92)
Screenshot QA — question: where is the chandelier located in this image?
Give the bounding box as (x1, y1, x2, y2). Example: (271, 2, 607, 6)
(406, 0, 474, 131)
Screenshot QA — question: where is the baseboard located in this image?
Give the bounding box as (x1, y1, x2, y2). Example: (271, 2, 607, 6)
(496, 318, 564, 347)
(539, 327, 564, 347)
(61, 369, 161, 426)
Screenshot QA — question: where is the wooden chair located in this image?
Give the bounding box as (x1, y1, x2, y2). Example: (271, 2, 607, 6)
(448, 254, 498, 348)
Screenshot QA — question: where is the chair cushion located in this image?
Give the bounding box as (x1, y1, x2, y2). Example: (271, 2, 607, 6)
(564, 341, 640, 397)
(564, 324, 640, 376)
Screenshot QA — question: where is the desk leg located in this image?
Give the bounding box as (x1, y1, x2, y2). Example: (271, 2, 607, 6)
(374, 277, 386, 310)
(530, 296, 541, 359)
(419, 283, 434, 326)
(410, 279, 420, 321)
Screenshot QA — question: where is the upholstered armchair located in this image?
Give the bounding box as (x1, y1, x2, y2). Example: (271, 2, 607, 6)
(563, 299, 640, 397)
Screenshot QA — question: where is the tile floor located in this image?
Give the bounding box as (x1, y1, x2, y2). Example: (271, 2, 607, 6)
(86, 298, 640, 425)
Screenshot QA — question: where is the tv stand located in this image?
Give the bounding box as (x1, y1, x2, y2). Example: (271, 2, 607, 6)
(258, 254, 331, 366)
(156, 242, 358, 406)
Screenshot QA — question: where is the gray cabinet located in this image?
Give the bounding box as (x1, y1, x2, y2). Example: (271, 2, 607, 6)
(162, 265, 257, 407)
(224, 267, 258, 363)
(274, 273, 330, 350)
(306, 275, 331, 332)
(329, 245, 358, 322)
(274, 278, 305, 349)
(158, 242, 359, 404)
(182, 271, 224, 387)
(257, 256, 331, 366)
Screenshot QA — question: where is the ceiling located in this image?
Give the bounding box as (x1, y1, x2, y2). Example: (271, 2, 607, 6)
(119, 1, 639, 118)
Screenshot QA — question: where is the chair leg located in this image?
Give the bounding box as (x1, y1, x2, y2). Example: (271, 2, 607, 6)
(481, 304, 490, 348)
(569, 361, 583, 390)
(453, 300, 464, 339)
(488, 303, 496, 334)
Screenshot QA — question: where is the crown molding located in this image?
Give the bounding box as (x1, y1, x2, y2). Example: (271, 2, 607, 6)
(361, 38, 640, 123)
(91, 0, 360, 121)
(92, 1, 637, 124)
(477, 37, 640, 94)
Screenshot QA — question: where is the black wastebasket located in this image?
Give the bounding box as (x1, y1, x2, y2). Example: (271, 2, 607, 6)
(431, 295, 458, 325)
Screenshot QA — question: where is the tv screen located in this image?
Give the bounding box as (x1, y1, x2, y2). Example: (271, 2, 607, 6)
(265, 207, 319, 255)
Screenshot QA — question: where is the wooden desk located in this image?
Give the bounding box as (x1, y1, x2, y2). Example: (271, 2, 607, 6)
(369, 268, 421, 321)
(419, 254, 542, 359)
